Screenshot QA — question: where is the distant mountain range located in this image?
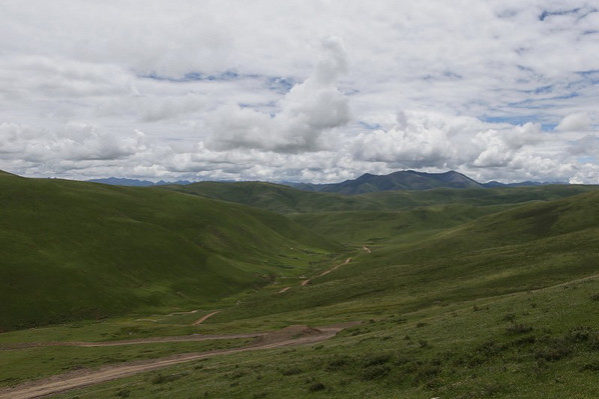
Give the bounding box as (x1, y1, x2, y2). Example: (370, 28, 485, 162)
(88, 171, 566, 193)
(88, 177, 194, 187)
(287, 170, 563, 194)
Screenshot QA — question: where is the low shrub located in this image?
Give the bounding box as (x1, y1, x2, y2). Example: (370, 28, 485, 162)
(326, 357, 351, 371)
(534, 341, 572, 362)
(362, 364, 391, 380)
(116, 389, 130, 398)
(580, 362, 599, 371)
(363, 353, 392, 367)
(308, 382, 326, 392)
(151, 373, 186, 384)
(506, 324, 533, 334)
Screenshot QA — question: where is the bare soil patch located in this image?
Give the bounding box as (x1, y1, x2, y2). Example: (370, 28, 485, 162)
(192, 311, 220, 325)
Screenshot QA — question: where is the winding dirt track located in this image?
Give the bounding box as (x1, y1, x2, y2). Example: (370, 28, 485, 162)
(2, 253, 367, 398)
(298, 257, 351, 287)
(192, 311, 220, 326)
(0, 332, 267, 350)
(0, 323, 358, 399)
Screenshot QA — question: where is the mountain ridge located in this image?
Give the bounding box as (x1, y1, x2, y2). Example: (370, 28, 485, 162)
(83, 170, 571, 192)
(88, 177, 194, 186)
(289, 170, 484, 194)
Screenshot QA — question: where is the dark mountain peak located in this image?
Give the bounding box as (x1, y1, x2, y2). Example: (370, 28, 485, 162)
(290, 170, 484, 194)
(355, 173, 376, 181)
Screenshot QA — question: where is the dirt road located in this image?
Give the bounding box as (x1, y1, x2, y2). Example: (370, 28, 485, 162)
(0, 323, 358, 399)
(299, 257, 351, 287)
(0, 332, 267, 350)
(192, 311, 220, 326)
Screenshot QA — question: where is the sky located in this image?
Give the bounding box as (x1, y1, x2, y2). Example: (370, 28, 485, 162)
(1, 1, 598, 184)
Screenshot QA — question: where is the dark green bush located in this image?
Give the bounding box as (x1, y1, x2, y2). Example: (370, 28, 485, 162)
(309, 382, 326, 392)
(362, 364, 391, 380)
(534, 341, 572, 362)
(506, 324, 533, 334)
(363, 353, 392, 367)
(151, 373, 186, 384)
(326, 357, 350, 371)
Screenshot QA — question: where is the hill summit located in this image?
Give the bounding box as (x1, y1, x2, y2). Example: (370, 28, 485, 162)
(290, 170, 483, 194)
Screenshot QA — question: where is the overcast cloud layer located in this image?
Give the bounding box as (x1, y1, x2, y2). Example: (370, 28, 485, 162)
(1, 1, 598, 184)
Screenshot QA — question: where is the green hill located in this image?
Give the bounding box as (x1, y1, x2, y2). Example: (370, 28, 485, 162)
(163, 181, 382, 214)
(215, 190, 599, 323)
(0, 173, 341, 330)
(163, 180, 598, 215)
(3, 171, 599, 398)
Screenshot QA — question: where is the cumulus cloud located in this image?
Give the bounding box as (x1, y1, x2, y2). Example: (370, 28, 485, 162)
(1, 1, 598, 184)
(350, 111, 456, 168)
(346, 109, 586, 183)
(207, 37, 350, 152)
(0, 122, 145, 163)
(473, 122, 542, 167)
(556, 113, 592, 132)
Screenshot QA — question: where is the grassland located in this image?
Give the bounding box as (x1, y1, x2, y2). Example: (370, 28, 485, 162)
(1, 171, 599, 398)
(46, 275, 599, 399)
(0, 172, 341, 330)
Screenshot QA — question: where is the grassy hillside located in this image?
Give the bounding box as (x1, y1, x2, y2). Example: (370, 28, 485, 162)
(2, 172, 599, 398)
(0, 173, 341, 330)
(210, 190, 599, 323)
(163, 181, 383, 214)
(47, 274, 599, 399)
(164, 180, 599, 215)
(19, 190, 599, 399)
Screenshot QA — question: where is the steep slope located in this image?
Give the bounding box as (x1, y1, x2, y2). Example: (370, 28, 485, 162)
(0, 172, 341, 330)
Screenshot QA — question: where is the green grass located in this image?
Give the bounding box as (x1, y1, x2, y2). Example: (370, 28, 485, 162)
(163, 180, 599, 214)
(0, 173, 341, 330)
(2, 171, 599, 398)
(0, 338, 253, 388)
(47, 275, 599, 399)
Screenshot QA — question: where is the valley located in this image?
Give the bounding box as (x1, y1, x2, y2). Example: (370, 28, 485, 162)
(1, 170, 599, 398)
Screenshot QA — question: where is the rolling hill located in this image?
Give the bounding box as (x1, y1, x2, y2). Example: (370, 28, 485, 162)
(163, 178, 599, 216)
(217, 190, 599, 323)
(0, 172, 341, 330)
(3, 169, 599, 398)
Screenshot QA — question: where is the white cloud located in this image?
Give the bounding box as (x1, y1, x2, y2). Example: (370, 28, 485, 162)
(207, 37, 350, 152)
(350, 111, 456, 168)
(556, 112, 593, 132)
(0, 1, 598, 184)
(473, 122, 543, 167)
(0, 122, 146, 163)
